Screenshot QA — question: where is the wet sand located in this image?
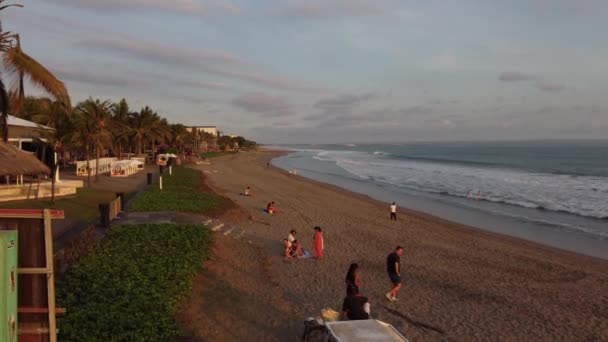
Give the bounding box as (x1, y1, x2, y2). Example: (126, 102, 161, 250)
(178, 150, 608, 341)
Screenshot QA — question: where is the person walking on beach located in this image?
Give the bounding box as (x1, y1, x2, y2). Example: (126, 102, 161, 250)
(390, 202, 397, 221)
(386, 246, 403, 302)
(345, 263, 361, 294)
(313, 226, 324, 259)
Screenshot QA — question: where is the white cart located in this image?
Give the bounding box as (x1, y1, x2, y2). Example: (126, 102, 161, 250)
(323, 320, 409, 342)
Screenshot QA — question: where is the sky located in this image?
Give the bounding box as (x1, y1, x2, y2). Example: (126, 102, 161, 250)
(2, 0, 607, 143)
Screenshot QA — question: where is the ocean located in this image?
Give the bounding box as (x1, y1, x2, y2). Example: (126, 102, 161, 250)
(270, 140, 608, 259)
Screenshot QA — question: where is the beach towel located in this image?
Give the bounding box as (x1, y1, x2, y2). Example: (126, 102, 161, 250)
(301, 249, 312, 258)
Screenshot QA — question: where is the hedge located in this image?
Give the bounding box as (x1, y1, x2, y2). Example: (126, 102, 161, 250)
(57, 224, 212, 341)
(130, 167, 222, 213)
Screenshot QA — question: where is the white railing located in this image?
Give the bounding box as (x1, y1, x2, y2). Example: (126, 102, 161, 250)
(110, 160, 143, 177)
(76, 158, 117, 176)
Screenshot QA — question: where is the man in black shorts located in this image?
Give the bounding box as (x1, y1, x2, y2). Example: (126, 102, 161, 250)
(341, 285, 370, 320)
(386, 246, 403, 302)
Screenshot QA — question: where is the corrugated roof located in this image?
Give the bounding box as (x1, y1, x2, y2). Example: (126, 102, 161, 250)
(7, 115, 53, 130)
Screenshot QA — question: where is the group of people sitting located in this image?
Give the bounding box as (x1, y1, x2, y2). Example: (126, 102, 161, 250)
(282, 227, 324, 260)
(283, 230, 314, 259)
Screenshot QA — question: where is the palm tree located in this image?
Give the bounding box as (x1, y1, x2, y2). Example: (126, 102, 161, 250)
(170, 124, 190, 153)
(110, 98, 131, 158)
(129, 106, 159, 156)
(38, 106, 74, 203)
(0, 1, 71, 142)
(74, 98, 112, 183)
(72, 108, 95, 188)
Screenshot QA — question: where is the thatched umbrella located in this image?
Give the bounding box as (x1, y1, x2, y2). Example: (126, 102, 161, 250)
(0, 142, 49, 177)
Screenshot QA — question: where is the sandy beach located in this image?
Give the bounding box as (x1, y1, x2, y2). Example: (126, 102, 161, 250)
(178, 150, 608, 341)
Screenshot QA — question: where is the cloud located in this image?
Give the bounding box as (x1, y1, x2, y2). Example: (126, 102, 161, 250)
(429, 99, 460, 105)
(75, 36, 323, 92)
(498, 72, 537, 82)
(499, 72, 566, 93)
(282, 0, 389, 18)
(232, 93, 292, 117)
(537, 105, 558, 114)
(173, 80, 231, 91)
(312, 105, 433, 128)
(76, 37, 246, 67)
(51, 0, 238, 16)
(54, 67, 139, 87)
(535, 82, 565, 92)
(313, 93, 375, 114)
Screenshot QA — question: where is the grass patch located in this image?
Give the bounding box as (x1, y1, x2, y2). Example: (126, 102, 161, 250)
(0, 188, 121, 222)
(130, 167, 222, 213)
(57, 223, 212, 341)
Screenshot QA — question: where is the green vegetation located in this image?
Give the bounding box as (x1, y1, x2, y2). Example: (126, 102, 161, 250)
(217, 135, 257, 151)
(0, 187, 121, 222)
(57, 223, 212, 341)
(199, 151, 223, 159)
(130, 167, 222, 213)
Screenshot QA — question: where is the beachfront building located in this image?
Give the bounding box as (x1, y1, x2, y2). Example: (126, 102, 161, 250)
(185, 125, 219, 152)
(6, 114, 52, 150)
(185, 125, 218, 137)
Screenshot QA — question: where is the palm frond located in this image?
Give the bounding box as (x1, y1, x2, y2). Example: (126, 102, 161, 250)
(3, 47, 71, 109)
(0, 79, 8, 142)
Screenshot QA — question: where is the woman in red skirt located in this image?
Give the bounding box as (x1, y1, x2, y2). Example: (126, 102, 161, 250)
(313, 226, 324, 259)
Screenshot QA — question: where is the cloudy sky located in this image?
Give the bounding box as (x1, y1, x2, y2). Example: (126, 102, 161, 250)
(3, 0, 607, 143)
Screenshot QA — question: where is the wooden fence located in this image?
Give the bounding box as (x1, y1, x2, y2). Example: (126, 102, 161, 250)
(99, 194, 123, 228)
(109, 196, 122, 221)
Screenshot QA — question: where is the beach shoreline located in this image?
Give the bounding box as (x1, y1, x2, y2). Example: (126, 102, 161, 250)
(180, 149, 608, 341)
(267, 148, 607, 264)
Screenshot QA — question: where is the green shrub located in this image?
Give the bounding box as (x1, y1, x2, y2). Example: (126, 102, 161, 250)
(130, 167, 222, 213)
(57, 224, 212, 341)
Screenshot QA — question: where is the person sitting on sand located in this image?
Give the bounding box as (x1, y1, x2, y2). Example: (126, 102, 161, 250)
(341, 285, 370, 321)
(288, 230, 297, 243)
(244, 186, 252, 196)
(267, 201, 279, 215)
(291, 239, 303, 258)
(345, 263, 362, 294)
(313, 226, 324, 260)
(283, 239, 292, 259)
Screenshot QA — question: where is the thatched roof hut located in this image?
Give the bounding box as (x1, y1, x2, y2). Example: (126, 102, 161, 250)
(0, 142, 50, 176)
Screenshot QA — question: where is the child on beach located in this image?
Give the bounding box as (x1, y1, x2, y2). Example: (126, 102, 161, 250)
(313, 226, 324, 260)
(390, 202, 397, 221)
(244, 186, 252, 196)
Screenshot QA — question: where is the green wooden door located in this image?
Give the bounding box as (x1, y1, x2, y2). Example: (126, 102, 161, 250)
(0, 231, 18, 342)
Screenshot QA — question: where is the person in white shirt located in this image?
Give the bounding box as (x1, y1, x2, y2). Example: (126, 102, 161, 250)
(288, 230, 296, 243)
(390, 202, 397, 221)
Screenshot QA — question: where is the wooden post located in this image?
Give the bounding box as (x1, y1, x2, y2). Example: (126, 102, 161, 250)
(44, 209, 58, 342)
